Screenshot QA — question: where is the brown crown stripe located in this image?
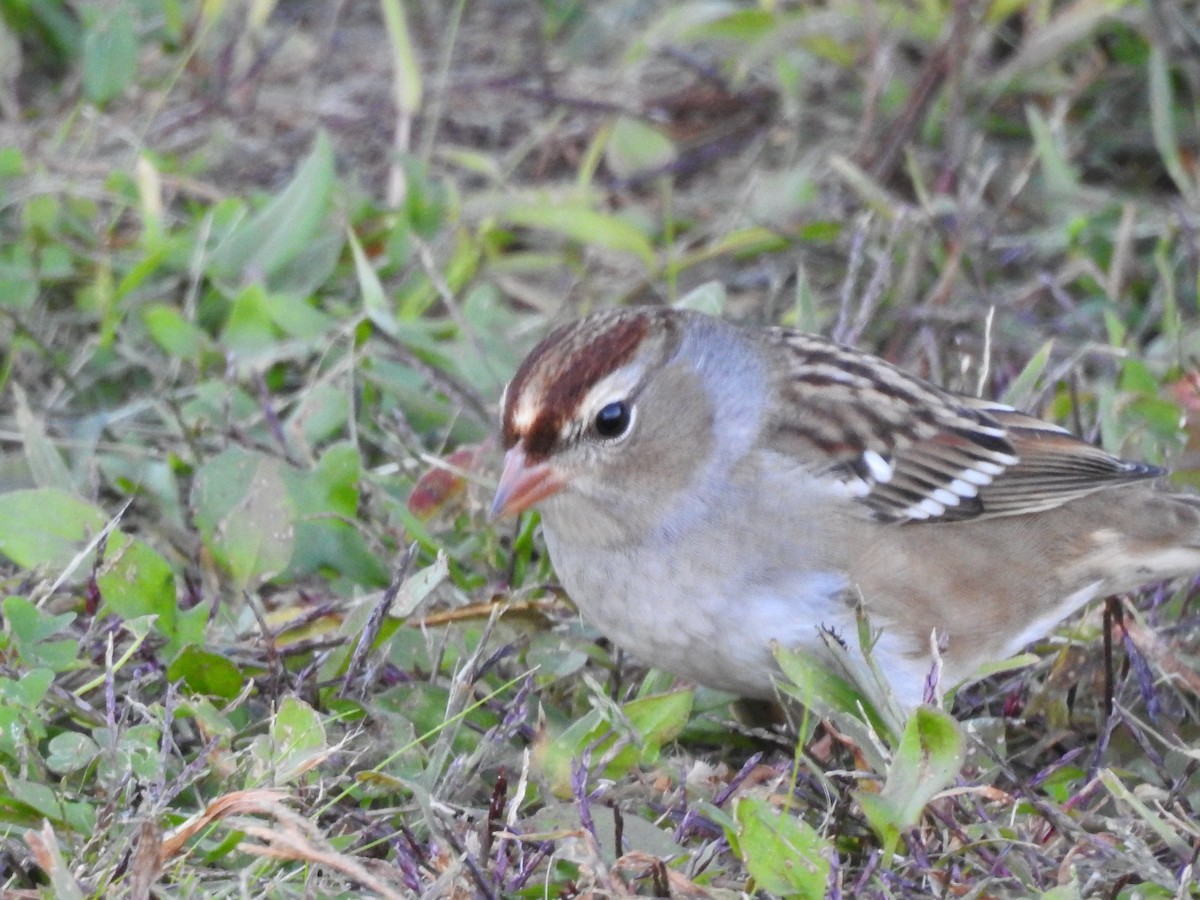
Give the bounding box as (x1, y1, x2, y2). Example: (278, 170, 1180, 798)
(503, 310, 653, 460)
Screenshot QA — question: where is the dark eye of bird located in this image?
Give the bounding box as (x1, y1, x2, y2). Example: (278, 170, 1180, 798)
(594, 401, 631, 439)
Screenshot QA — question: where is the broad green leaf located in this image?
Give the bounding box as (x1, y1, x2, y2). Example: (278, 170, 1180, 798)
(81, 5, 137, 106)
(1037, 883, 1082, 900)
(94, 538, 203, 655)
(179, 697, 238, 739)
(99, 455, 187, 531)
(46, 732, 102, 775)
(525, 802, 684, 864)
(279, 443, 387, 586)
(0, 245, 37, 309)
(250, 696, 328, 784)
(392, 553, 449, 619)
(192, 449, 295, 589)
(271, 232, 345, 298)
(220, 284, 278, 355)
(857, 706, 965, 857)
(167, 646, 246, 700)
(0, 146, 25, 178)
(605, 117, 676, 180)
(734, 796, 831, 899)
(290, 382, 352, 447)
(3, 597, 80, 672)
(0, 488, 110, 568)
(94, 723, 162, 782)
(772, 640, 899, 770)
(502, 203, 655, 268)
(685, 8, 776, 43)
(207, 131, 336, 289)
(0, 668, 55, 758)
(95, 538, 175, 621)
(0, 668, 54, 708)
(261, 292, 335, 339)
(3, 773, 96, 834)
(674, 280, 727, 315)
(142, 303, 208, 359)
(539, 688, 693, 795)
(0, 707, 26, 760)
(1118, 357, 1159, 394)
(774, 643, 866, 718)
(622, 689, 693, 747)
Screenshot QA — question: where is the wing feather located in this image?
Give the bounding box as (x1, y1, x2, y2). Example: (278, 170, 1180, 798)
(759, 330, 1162, 524)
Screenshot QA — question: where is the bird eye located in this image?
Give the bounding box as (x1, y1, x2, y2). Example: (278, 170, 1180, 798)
(593, 400, 632, 439)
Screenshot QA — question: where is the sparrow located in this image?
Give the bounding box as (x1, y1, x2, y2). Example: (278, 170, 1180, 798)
(490, 306, 1200, 709)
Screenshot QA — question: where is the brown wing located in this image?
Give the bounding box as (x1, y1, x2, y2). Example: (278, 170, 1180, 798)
(963, 401, 1162, 519)
(759, 330, 1161, 524)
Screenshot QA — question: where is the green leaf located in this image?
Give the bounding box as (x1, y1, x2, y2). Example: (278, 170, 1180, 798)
(96, 538, 175, 620)
(401, 157, 449, 237)
(772, 641, 899, 770)
(0, 146, 26, 178)
(45, 731, 102, 775)
(81, 5, 137, 106)
(856, 706, 965, 856)
(1148, 46, 1200, 204)
(191, 449, 295, 589)
(0, 668, 56, 759)
(220, 284, 278, 355)
(0, 244, 38, 309)
(287, 382, 352, 447)
(250, 696, 328, 784)
(1036, 883, 1082, 900)
(733, 796, 831, 899)
(540, 688, 693, 795)
(142, 303, 208, 359)
(1026, 105, 1079, 197)
(94, 723, 162, 781)
(278, 443, 387, 585)
(12, 382, 74, 492)
(1000, 339, 1054, 409)
(0, 488, 109, 569)
(167, 646, 246, 700)
(94, 537, 202, 655)
(502, 202, 656, 268)
(2, 773, 96, 834)
(682, 226, 790, 271)
(349, 226, 398, 335)
(261, 291, 335, 339)
(3, 596, 80, 673)
(673, 280, 727, 316)
(605, 117, 676, 180)
(179, 697, 238, 739)
(380, 0, 422, 114)
(207, 131, 337, 290)
(625, 688, 692, 739)
(0, 707, 26, 761)
(0, 667, 54, 708)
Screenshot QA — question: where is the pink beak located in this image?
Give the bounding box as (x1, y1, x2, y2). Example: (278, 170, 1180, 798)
(490, 443, 566, 519)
